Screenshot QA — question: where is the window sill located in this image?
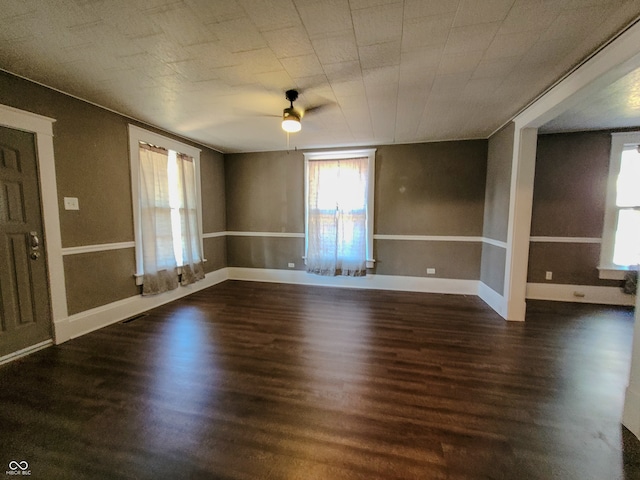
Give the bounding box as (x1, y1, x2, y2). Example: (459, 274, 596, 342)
(598, 265, 638, 280)
(302, 257, 376, 268)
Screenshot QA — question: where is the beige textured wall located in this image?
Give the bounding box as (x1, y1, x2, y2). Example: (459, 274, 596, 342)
(200, 148, 227, 274)
(531, 131, 609, 237)
(527, 243, 619, 286)
(374, 240, 481, 278)
(63, 249, 139, 315)
(0, 71, 226, 314)
(479, 123, 514, 295)
(480, 243, 506, 294)
(528, 130, 624, 287)
(482, 123, 514, 242)
(227, 236, 305, 270)
(225, 150, 304, 233)
(203, 237, 227, 274)
(225, 141, 488, 280)
(201, 148, 226, 234)
(375, 142, 487, 235)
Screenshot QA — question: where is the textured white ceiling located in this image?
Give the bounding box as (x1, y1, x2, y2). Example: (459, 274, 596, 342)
(0, 0, 639, 153)
(541, 66, 640, 133)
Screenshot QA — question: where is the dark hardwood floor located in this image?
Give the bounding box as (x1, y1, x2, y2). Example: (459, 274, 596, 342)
(1, 280, 639, 479)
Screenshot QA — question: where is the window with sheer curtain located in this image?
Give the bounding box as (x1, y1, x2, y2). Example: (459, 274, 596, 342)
(599, 132, 640, 279)
(129, 126, 205, 295)
(304, 149, 375, 277)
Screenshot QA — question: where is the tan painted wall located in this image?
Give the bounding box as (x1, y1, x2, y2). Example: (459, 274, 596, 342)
(531, 131, 610, 237)
(204, 237, 227, 274)
(374, 240, 481, 278)
(227, 236, 305, 270)
(0, 71, 226, 314)
(225, 150, 304, 233)
(480, 123, 514, 295)
(375, 142, 487, 236)
(200, 148, 227, 275)
(527, 243, 619, 286)
(483, 123, 514, 243)
(528, 130, 624, 287)
(63, 249, 139, 315)
(225, 141, 488, 280)
(480, 243, 506, 294)
(201, 149, 227, 234)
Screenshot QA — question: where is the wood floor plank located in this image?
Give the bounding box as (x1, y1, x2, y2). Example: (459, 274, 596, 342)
(0, 280, 639, 479)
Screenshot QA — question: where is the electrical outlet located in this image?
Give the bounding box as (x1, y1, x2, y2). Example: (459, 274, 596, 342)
(426, 268, 436, 275)
(64, 197, 79, 210)
(288, 262, 295, 268)
(545, 271, 553, 280)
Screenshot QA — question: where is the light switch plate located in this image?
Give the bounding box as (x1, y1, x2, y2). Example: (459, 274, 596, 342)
(64, 197, 79, 210)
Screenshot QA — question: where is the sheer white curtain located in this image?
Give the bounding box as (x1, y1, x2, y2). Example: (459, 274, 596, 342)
(175, 152, 205, 285)
(306, 157, 368, 276)
(138, 144, 204, 295)
(139, 144, 178, 294)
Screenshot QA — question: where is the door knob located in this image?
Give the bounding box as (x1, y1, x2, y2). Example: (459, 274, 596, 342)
(29, 231, 40, 250)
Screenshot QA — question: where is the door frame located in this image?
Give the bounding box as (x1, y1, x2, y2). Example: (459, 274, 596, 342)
(503, 20, 640, 320)
(0, 104, 68, 346)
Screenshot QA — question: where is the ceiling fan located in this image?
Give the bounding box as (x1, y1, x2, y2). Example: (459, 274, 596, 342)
(280, 89, 332, 133)
(282, 89, 302, 133)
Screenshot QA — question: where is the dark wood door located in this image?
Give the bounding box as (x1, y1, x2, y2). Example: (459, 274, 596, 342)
(0, 125, 52, 357)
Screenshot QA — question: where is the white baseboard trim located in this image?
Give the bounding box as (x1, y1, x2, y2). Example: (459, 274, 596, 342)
(526, 282, 636, 306)
(227, 267, 479, 295)
(623, 384, 640, 440)
(59, 271, 635, 347)
(0, 339, 53, 366)
(478, 282, 506, 317)
(54, 268, 229, 344)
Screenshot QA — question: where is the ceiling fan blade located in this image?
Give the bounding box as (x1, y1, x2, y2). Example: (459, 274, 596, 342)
(235, 107, 282, 118)
(301, 102, 336, 117)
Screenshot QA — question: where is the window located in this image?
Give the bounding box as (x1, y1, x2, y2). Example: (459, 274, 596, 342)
(129, 126, 205, 294)
(304, 149, 375, 276)
(599, 132, 640, 279)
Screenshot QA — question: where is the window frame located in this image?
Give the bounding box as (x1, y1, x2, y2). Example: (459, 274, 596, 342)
(128, 125, 204, 281)
(303, 148, 376, 269)
(598, 131, 640, 280)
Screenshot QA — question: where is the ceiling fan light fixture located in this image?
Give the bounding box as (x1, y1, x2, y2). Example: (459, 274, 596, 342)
(282, 107, 301, 132)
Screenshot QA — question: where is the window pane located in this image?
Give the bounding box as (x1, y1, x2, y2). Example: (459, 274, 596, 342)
(167, 150, 184, 266)
(315, 160, 340, 210)
(616, 148, 640, 207)
(613, 209, 640, 266)
(310, 159, 368, 210)
(336, 162, 367, 211)
(307, 156, 369, 273)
